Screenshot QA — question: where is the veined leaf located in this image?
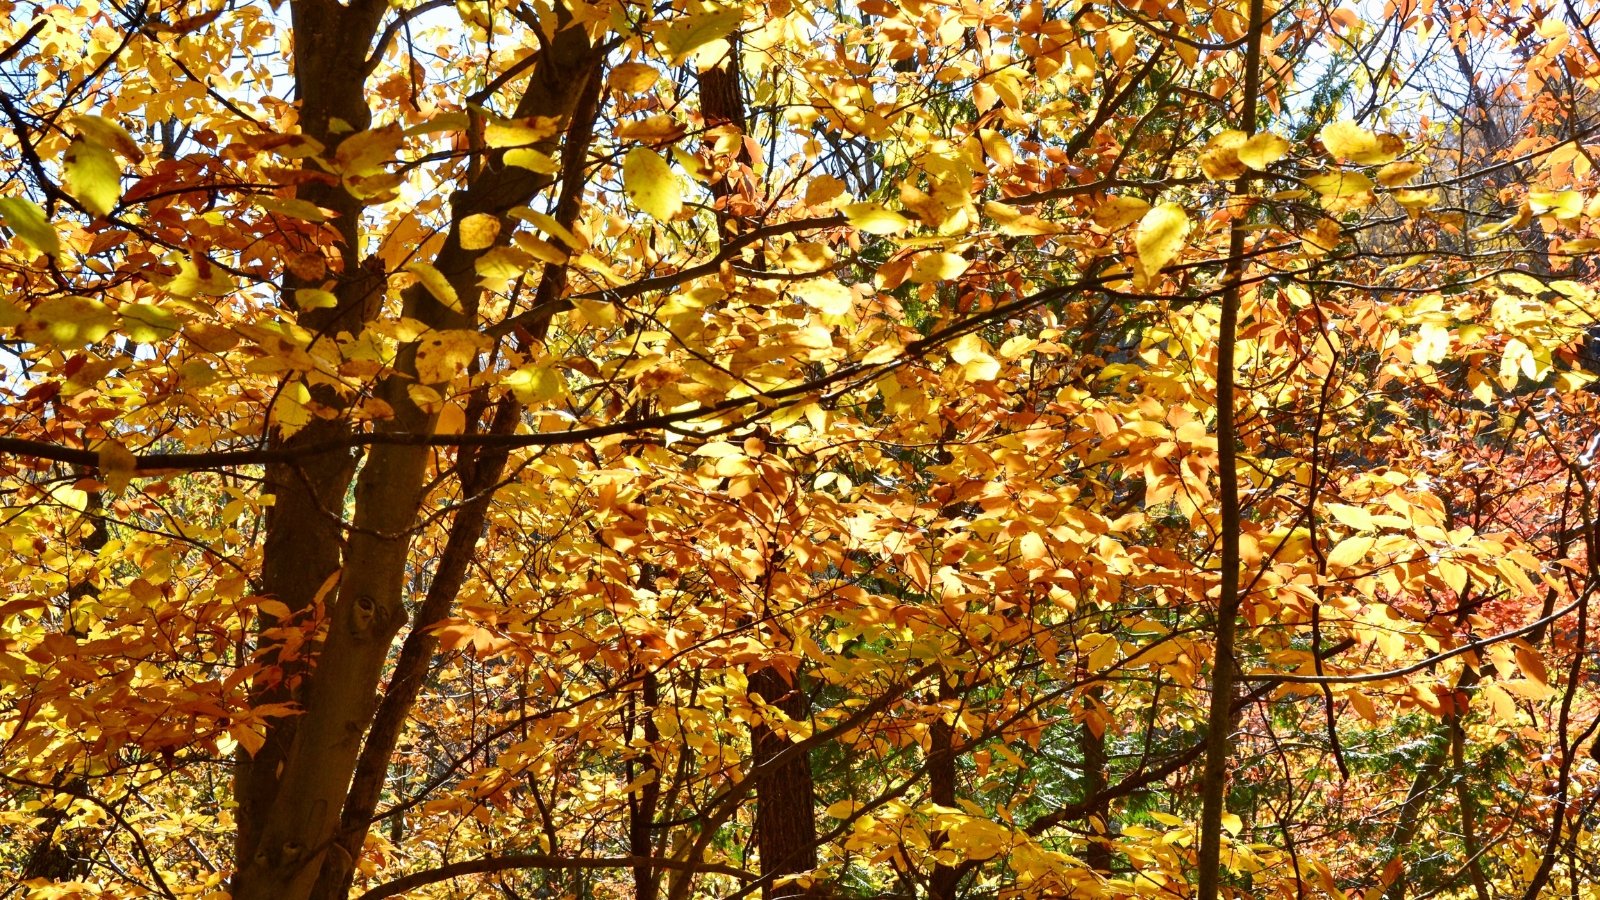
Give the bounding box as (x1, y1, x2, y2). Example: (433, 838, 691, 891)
(623, 147, 683, 221)
(1135, 202, 1190, 280)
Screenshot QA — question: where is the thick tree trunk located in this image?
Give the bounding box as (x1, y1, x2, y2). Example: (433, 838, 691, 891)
(233, 0, 386, 872)
(233, 4, 600, 897)
(749, 667, 819, 900)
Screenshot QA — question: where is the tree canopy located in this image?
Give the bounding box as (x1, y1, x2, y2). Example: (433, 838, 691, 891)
(3, 0, 1600, 898)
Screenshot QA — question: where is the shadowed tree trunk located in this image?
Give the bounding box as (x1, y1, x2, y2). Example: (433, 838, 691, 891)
(230, 2, 603, 897)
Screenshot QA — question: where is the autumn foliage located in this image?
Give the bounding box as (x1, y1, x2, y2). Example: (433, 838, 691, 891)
(3, 0, 1600, 898)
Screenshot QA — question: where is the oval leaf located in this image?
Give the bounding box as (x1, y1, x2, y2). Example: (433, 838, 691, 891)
(624, 147, 683, 221)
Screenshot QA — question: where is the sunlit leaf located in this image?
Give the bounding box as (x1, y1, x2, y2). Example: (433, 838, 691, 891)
(1135, 202, 1190, 280)
(623, 147, 683, 221)
(0, 197, 61, 255)
(64, 138, 122, 217)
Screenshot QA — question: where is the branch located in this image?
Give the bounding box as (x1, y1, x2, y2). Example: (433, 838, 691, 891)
(353, 854, 754, 900)
(1238, 592, 1590, 685)
(487, 214, 848, 337)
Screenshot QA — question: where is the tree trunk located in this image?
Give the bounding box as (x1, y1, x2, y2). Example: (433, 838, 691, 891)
(749, 666, 819, 900)
(927, 674, 960, 900)
(232, 4, 599, 897)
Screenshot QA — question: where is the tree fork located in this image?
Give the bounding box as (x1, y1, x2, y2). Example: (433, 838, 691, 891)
(232, 12, 602, 899)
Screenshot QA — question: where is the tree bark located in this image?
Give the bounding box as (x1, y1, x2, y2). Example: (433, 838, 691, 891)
(749, 666, 819, 900)
(1196, 1, 1266, 898)
(927, 674, 960, 900)
(233, 6, 600, 898)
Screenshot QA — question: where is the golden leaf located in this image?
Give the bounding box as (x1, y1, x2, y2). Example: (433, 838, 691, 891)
(64, 137, 122, 217)
(1135, 202, 1190, 280)
(458, 213, 500, 250)
(1237, 132, 1291, 170)
(405, 261, 463, 313)
(623, 147, 683, 221)
(843, 202, 911, 235)
(1320, 120, 1403, 165)
(0, 197, 60, 256)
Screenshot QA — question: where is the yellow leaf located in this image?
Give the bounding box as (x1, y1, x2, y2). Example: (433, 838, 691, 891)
(949, 333, 1000, 381)
(413, 329, 487, 384)
(660, 6, 744, 64)
(504, 148, 560, 174)
(984, 201, 1062, 235)
(801, 279, 855, 316)
(1326, 534, 1376, 571)
(1092, 195, 1151, 230)
(1135, 202, 1190, 280)
(1263, 527, 1313, 563)
(1198, 130, 1248, 180)
(908, 251, 969, 283)
(504, 364, 566, 403)
(623, 147, 683, 221)
(1392, 188, 1437, 219)
(1320, 119, 1403, 165)
(458, 213, 500, 250)
(1018, 531, 1047, 561)
(1305, 171, 1374, 211)
(165, 256, 235, 297)
(475, 246, 536, 290)
(1529, 190, 1583, 219)
(483, 116, 559, 148)
(23, 296, 118, 348)
(1376, 160, 1423, 187)
(518, 209, 586, 249)
(333, 124, 404, 176)
(512, 232, 569, 264)
(64, 137, 122, 217)
(609, 62, 660, 94)
(1237, 132, 1291, 170)
(254, 196, 327, 222)
(439, 400, 478, 433)
(843, 202, 911, 235)
(272, 382, 313, 435)
(119, 303, 180, 343)
(96, 440, 138, 494)
(1325, 503, 1375, 532)
(824, 800, 859, 819)
(294, 288, 338, 310)
(405, 261, 463, 313)
(805, 175, 846, 206)
(781, 242, 834, 272)
(0, 197, 61, 255)
(71, 114, 143, 161)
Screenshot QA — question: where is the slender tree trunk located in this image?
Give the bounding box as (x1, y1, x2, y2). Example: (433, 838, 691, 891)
(927, 674, 960, 900)
(1383, 736, 1449, 900)
(1449, 712, 1492, 900)
(1196, 2, 1266, 897)
(631, 671, 664, 900)
(234, 0, 386, 871)
(1081, 684, 1112, 876)
(20, 483, 108, 882)
(694, 38, 819, 900)
(306, 47, 604, 900)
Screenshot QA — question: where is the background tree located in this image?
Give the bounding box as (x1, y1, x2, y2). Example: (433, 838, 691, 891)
(3, 0, 1600, 898)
